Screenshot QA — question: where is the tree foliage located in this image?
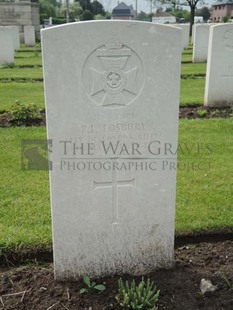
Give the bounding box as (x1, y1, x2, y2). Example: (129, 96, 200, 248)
(92, 0, 105, 15)
(59, 2, 82, 20)
(167, 8, 190, 22)
(136, 11, 151, 21)
(75, 0, 105, 16)
(39, 0, 57, 18)
(80, 9, 94, 20)
(195, 6, 211, 21)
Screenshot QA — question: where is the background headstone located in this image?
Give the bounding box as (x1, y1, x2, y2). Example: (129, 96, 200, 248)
(24, 25, 35, 47)
(0, 26, 14, 65)
(178, 24, 190, 49)
(42, 21, 182, 280)
(10, 26, 20, 51)
(204, 24, 233, 107)
(192, 24, 211, 63)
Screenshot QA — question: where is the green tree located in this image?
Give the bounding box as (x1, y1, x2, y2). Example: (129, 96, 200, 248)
(39, 0, 56, 18)
(105, 12, 112, 19)
(136, 11, 151, 21)
(92, 0, 105, 15)
(80, 9, 94, 20)
(76, 0, 93, 12)
(59, 2, 82, 20)
(195, 6, 211, 21)
(168, 8, 190, 22)
(75, 0, 105, 16)
(95, 14, 106, 20)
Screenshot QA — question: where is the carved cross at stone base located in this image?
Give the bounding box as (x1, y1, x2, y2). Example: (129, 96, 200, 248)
(94, 169, 135, 224)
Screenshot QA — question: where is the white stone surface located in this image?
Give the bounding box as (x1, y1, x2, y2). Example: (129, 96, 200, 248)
(42, 21, 182, 280)
(177, 24, 190, 49)
(192, 24, 211, 63)
(0, 26, 14, 65)
(10, 26, 20, 51)
(24, 25, 35, 47)
(204, 24, 233, 107)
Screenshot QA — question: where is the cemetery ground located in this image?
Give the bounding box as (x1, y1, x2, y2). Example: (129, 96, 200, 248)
(0, 44, 232, 309)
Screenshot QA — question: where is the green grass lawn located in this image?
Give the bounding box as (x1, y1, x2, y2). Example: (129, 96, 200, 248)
(180, 78, 205, 106)
(182, 49, 192, 55)
(181, 63, 207, 77)
(0, 67, 43, 81)
(182, 53, 192, 63)
(0, 83, 44, 111)
(15, 51, 41, 58)
(176, 119, 233, 234)
(0, 127, 51, 253)
(18, 43, 41, 52)
(0, 119, 232, 254)
(15, 56, 42, 67)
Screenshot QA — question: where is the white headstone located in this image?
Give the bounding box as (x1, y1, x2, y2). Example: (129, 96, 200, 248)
(24, 25, 35, 47)
(192, 25, 211, 63)
(42, 21, 182, 280)
(10, 26, 20, 51)
(0, 27, 14, 65)
(204, 24, 233, 107)
(178, 24, 190, 49)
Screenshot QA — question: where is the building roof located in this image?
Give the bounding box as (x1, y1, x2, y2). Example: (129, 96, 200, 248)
(112, 2, 135, 16)
(212, 0, 233, 6)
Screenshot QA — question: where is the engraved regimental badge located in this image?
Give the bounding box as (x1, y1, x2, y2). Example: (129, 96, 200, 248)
(83, 39, 144, 107)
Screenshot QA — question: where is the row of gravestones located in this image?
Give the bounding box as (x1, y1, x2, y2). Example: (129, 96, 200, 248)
(193, 24, 233, 107)
(178, 23, 233, 107)
(0, 26, 36, 65)
(192, 24, 221, 63)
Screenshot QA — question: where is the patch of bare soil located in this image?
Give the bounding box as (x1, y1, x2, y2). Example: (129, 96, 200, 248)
(179, 106, 232, 119)
(0, 240, 233, 309)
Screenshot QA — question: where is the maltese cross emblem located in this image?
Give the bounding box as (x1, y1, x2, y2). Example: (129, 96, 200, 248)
(83, 39, 144, 107)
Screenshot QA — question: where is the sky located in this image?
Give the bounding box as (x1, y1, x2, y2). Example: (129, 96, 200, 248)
(68, 0, 216, 14)
(99, 0, 216, 14)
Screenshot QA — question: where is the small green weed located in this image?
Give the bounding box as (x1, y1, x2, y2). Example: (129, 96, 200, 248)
(221, 273, 233, 291)
(116, 277, 160, 309)
(197, 109, 207, 117)
(7, 101, 42, 126)
(79, 275, 106, 294)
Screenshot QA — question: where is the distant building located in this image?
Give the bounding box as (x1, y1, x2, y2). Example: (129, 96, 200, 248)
(0, 0, 40, 41)
(194, 16, 204, 23)
(212, 0, 233, 22)
(112, 2, 135, 20)
(152, 10, 176, 24)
